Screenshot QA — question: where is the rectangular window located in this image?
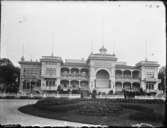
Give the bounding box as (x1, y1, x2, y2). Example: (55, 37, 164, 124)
(146, 84, 149, 89)
(46, 80, 48, 86)
(146, 82, 154, 90)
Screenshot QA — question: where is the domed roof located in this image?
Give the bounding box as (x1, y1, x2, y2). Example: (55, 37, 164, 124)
(99, 45, 107, 54)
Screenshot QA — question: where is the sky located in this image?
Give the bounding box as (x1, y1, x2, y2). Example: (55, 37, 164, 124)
(1, 1, 166, 67)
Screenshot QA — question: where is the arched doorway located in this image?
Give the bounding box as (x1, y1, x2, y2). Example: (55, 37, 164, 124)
(96, 69, 110, 88)
(71, 80, 79, 90)
(123, 82, 131, 89)
(132, 82, 140, 91)
(115, 82, 122, 91)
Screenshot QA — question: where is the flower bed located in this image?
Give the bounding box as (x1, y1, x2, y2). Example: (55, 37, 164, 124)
(18, 97, 165, 126)
(77, 101, 123, 116)
(34, 98, 164, 116)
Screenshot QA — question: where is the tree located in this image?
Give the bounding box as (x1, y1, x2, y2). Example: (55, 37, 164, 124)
(158, 66, 166, 92)
(0, 59, 20, 93)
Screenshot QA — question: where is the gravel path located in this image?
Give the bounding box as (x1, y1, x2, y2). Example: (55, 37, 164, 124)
(0, 99, 97, 127)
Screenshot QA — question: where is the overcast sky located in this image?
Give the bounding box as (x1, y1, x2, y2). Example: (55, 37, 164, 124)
(1, 1, 166, 67)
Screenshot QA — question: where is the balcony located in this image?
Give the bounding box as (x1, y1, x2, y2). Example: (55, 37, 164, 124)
(61, 67, 89, 80)
(115, 70, 141, 82)
(41, 74, 57, 79)
(143, 78, 158, 82)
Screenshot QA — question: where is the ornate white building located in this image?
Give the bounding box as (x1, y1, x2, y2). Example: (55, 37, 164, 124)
(19, 46, 161, 95)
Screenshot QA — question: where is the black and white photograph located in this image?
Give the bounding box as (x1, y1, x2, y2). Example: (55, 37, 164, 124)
(0, 0, 166, 127)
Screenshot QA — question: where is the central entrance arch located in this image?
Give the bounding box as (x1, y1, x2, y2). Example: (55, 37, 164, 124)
(96, 69, 110, 88)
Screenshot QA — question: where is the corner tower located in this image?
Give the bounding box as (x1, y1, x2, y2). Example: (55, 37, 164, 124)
(40, 56, 62, 94)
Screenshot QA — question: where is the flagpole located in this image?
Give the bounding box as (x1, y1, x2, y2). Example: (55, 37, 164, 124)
(0, 1, 1, 59)
(145, 41, 148, 61)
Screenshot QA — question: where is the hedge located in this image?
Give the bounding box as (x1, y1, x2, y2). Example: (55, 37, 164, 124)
(36, 97, 80, 106)
(120, 104, 154, 113)
(129, 111, 164, 122)
(0, 96, 42, 99)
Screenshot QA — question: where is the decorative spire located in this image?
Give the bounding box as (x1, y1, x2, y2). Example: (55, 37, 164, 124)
(113, 41, 116, 56)
(21, 42, 24, 61)
(90, 40, 93, 54)
(99, 45, 107, 54)
(51, 32, 55, 56)
(145, 41, 148, 61)
(21, 56, 24, 61)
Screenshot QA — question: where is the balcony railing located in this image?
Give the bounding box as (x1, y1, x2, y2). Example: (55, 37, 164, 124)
(144, 78, 157, 82)
(115, 76, 140, 80)
(41, 86, 57, 90)
(61, 73, 89, 79)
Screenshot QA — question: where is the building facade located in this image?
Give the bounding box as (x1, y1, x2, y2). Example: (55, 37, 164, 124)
(19, 46, 161, 95)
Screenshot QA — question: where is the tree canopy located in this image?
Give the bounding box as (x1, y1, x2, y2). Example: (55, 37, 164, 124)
(158, 66, 166, 92)
(0, 58, 20, 93)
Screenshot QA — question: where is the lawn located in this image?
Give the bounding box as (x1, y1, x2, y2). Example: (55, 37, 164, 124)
(18, 97, 165, 127)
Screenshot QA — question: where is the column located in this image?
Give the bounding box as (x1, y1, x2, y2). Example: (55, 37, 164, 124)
(122, 70, 124, 79)
(56, 79, 60, 89)
(19, 78, 23, 93)
(69, 80, 71, 90)
(109, 79, 111, 88)
(131, 70, 133, 79)
(113, 81, 116, 94)
(69, 68, 71, 75)
(131, 82, 132, 89)
(20, 79, 24, 92)
(29, 80, 32, 92)
(25, 80, 27, 90)
(121, 82, 123, 91)
(48, 79, 50, 90)
(20, 68, 24, 93)
(79, 68, 81, 76)
(94, 79, 96, 88)
(89, 79, 94, 92)
(79, 80, 80, 88)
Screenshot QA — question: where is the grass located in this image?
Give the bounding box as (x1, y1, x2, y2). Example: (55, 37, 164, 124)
(18, 97, 165, 127)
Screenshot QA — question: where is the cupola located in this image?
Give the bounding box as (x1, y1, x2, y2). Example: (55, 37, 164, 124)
(99, 45, 107, 54)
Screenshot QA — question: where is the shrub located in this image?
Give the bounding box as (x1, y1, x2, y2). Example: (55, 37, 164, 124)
(80, 92, 84, 98)
(102, 92, 106, 95)
(80, 90, 90, 98)
(71, 90, 80, 94)
(4, 96, 15, 99)
(108, 90, 113, 95)
(20, 96, 29, 99)
(124, 90, 135, 99)
(33, 96, 42, 99)
(146, 92, 157, 96)
(114, 91, 124, 95)
(91, 90, 97, 99)
(98, 92, 101, 95)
